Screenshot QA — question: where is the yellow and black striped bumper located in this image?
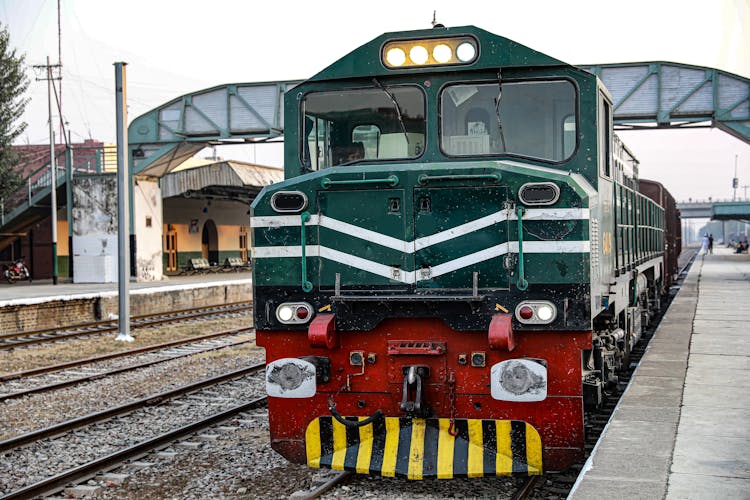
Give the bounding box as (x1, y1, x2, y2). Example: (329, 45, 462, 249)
(305, 416, 542, 479)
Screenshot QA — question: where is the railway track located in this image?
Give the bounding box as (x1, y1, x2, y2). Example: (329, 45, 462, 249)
(0, 364, 267, 498)
(0, 300, 253, 350)
(0, 327, 254, 401)
(1, 398, 268, 499)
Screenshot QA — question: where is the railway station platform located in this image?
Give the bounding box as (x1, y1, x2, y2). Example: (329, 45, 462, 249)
(0, 272, 251, 334)
(570, 247, 750, 500)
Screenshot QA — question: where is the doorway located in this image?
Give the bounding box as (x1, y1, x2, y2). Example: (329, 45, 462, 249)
(201, 219, 219, 264)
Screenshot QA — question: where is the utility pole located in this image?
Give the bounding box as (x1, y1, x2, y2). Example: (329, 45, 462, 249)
(732, 155, 739, 201)
(57, 0, 63, 137)
(742, 185, 750, 200)
(33, 57, 62, 285)
(114, 62, 133, 342)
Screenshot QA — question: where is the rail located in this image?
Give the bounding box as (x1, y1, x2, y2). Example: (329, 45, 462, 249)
(0, 397, 267, 499)
(0, 362, 265, 453)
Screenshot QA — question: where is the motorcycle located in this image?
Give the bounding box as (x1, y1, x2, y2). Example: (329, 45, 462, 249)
(3, 258, 30, 284)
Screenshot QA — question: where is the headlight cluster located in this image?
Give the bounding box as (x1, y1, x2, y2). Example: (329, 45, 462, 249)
(276, 302, 313, 324)
(382, 36, 478, 68)
(515, 301, 557, 324)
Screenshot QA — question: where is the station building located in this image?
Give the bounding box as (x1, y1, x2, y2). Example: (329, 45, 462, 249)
(0, 142, 281, 282)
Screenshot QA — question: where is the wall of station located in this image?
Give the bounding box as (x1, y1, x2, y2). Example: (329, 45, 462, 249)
(162, 197, 250, 273)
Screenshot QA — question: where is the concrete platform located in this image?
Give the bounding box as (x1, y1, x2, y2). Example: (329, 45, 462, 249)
(0, 272, 252, 333)
(570, 247, 750, 500)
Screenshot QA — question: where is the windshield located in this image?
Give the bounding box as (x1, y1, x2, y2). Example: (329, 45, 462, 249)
(302, 86, 426, 170)
(440, 80, 577, 162)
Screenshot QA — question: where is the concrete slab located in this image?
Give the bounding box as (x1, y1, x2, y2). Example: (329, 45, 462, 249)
(689, 336, 750, 356)
(667, 472, 750, 500)
(593, 420, 677, 457)
(688, 352, 750, 371)
(635, 360, 688, 378)
(570, 477, 665, 500)
(677, 406, 749, 439)
(583, 449, 672, 481)
(610, 404, 680, 424)
(684, 361, 750, 387)
(671, 434, 750, 478)
(682, 383, 750, 408)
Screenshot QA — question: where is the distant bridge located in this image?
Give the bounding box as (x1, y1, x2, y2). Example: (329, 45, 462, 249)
(677, 200, 750, 221)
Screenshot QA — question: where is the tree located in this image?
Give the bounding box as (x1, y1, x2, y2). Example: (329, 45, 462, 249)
(0, 22, 30, 202)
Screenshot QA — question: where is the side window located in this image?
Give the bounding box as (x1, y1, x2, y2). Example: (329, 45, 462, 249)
(305, 117, 332, 171)
(599, 95, 612, 178)
(352, 125, 381, 160)
(562, 115, 576, 159)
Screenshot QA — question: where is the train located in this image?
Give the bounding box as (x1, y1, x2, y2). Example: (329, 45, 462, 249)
(251, 25, 681, 479)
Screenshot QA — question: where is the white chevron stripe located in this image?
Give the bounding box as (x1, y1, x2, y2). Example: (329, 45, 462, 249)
(319, 215, 413, 253)
(254, 241, 589, 284)
(251, 208, 589, 253)
(414, 210, 509, 250)
(428, 243, 510, 279)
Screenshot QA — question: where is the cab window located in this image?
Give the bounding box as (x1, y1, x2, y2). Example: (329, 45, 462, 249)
(302, 86, 425, 170)
(440, 80, 577, 162)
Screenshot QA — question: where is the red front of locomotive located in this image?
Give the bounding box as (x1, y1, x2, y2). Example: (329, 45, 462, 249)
(257, 316, 590, 478)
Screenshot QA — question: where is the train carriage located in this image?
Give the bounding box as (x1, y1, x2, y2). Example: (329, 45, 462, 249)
(251, 25, 679, 478)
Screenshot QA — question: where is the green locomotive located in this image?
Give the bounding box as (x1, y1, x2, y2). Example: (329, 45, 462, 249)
(252, 25, 675, 478)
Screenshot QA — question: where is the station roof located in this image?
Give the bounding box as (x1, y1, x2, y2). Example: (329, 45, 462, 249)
(160, 160, 282, 204)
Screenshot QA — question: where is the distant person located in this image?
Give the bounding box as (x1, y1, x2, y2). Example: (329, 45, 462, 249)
(700, 234, 709, 255)
(708, 234, 714, 254)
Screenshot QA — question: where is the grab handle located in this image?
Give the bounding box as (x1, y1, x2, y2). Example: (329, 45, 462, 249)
(321, 175, 399, 189)
(516, 207, 528, 291)
(300, 212, 313, 292)
(417, 173, 501, 185)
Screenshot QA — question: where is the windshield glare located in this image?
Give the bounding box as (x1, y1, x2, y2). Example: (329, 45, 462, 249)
(441, 80, 577, 162)
(302, 86, 425, 170)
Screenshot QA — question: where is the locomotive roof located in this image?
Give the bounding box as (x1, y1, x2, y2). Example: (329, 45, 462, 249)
(307, 25, 570, 82)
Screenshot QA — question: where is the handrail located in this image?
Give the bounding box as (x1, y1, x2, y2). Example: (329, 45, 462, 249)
(300, 212, 313, 292)
(1, 145, 118, 225)
(516, 207, 528, 291)
(321, 175, 399, 189)
(417, 173, 501, 185)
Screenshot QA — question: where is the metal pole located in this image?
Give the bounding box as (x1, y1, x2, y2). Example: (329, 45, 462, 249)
(65, 130, 74, 279)
(115, 62, 133, 342)
(47, 56, 59, 285)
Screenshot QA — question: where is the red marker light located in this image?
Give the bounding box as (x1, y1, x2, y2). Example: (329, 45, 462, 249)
(518, 306, 534, 320)
(295, 306, 309, 320)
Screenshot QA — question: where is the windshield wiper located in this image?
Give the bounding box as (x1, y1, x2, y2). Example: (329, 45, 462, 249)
(494, 69, 507, 151)
(372, 77, 410, 146)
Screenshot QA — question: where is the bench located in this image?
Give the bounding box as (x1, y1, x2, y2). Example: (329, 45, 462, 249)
(223, 257, 252, 272)
(182, 258, 214, 275)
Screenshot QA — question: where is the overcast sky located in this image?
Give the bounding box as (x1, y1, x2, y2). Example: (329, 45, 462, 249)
(1, 0, 748, 202)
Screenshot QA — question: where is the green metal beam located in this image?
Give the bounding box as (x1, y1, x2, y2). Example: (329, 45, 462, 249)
(128, 80, 302, 176)
(581, 62, 750, 145)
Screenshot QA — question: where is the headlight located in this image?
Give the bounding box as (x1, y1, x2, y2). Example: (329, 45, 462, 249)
(515, 301, 557, 325)
(432, 44, 452, 63)
(382, 36, 478, 68)
(276, 302, 313, 324)
(409, 45, 429, 65)
(266, 358, 317, 398)
(490, 359, 547, 402)
(385, 47, 406, 67)
(456, 42, 476, 62)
